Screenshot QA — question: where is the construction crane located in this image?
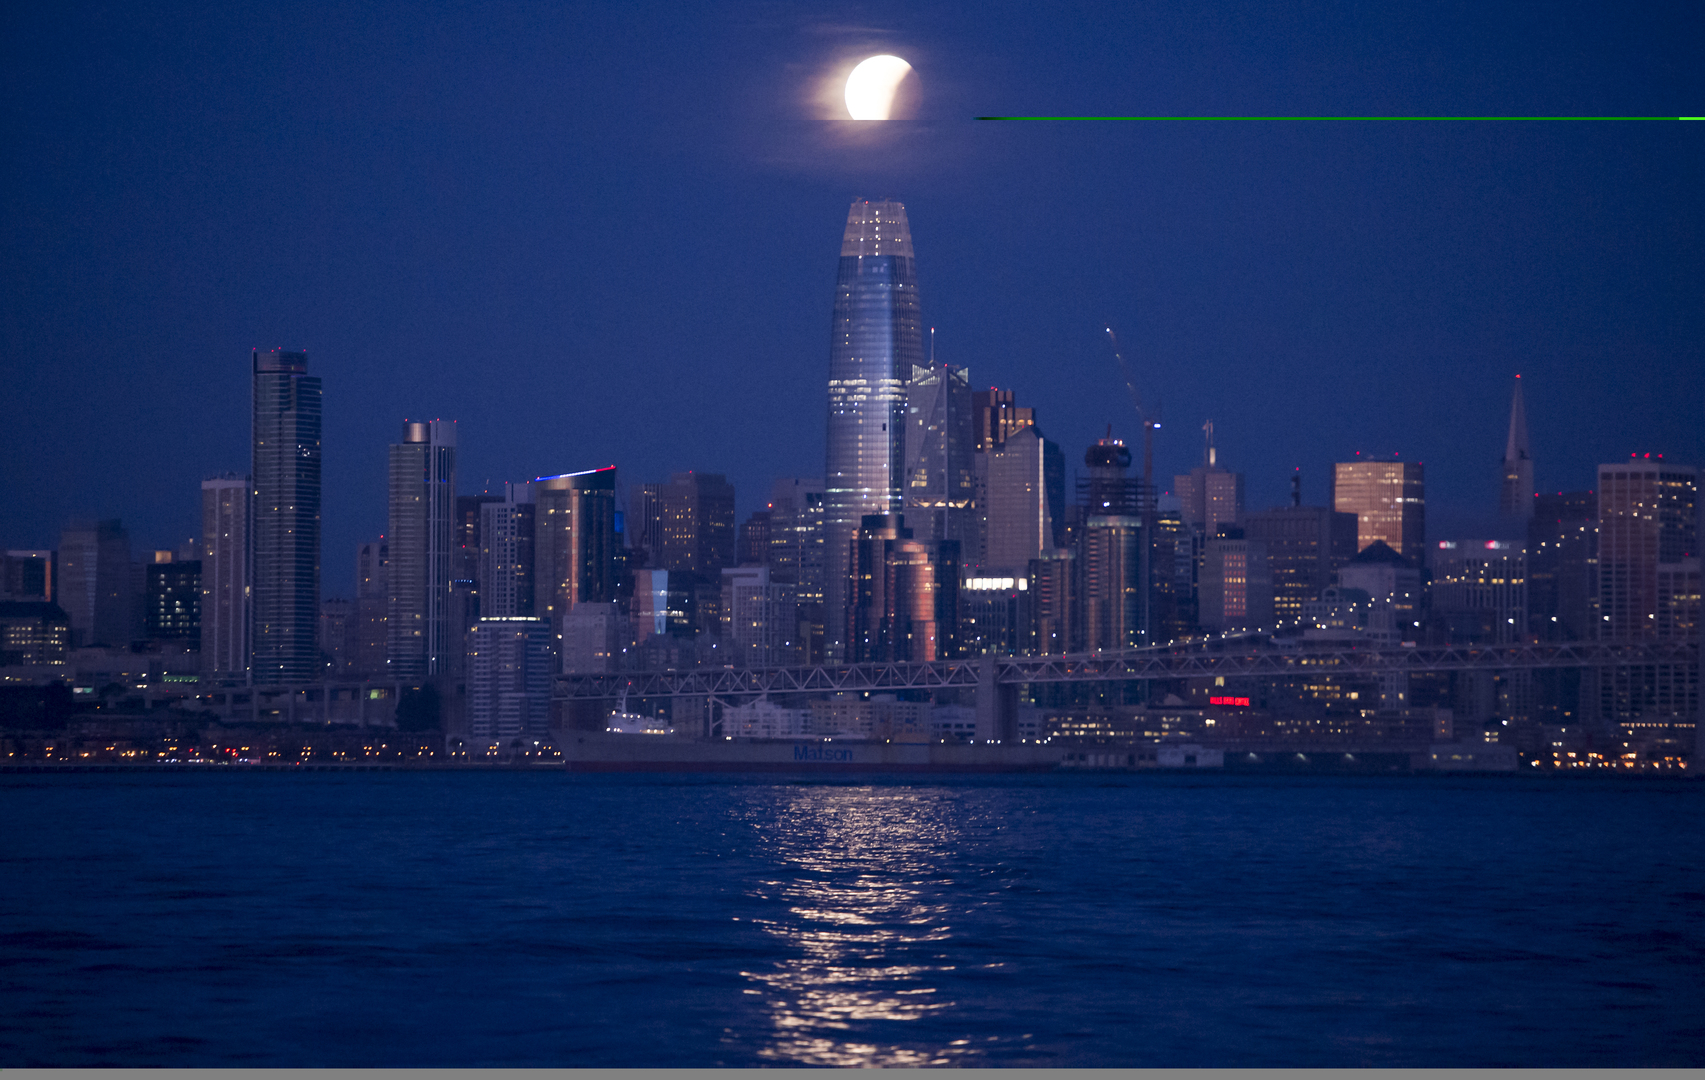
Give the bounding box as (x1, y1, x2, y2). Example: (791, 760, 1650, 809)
(1104, 326, 1159, 510)
(1105, 325, 1160, 648)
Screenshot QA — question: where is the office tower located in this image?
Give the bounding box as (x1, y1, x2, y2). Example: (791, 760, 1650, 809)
(0, 601, 69, 669)
(456, 494, 501, 590)
(1332, 459, 1425, 557)
(1528, 491, 1598, 641)
(738, 510, 772, 566)
(561, 601, 628, 673)
(251, 349, 322, 684)
(1527, 491, 1598, 726)
(387, 419, 458, 680)
(825, 199, 924, 660)
(468, 617, 554, 741)
(972, 388, 1034, 451)
(1148, 508, 1195, 643)
(479, 484, 536, 619)
(1431, 540, 1527, 644)
(445, 579, 478, 683)
(2, 551, 53, 602)
(353, 539, 389, 675)
(58, 519, 132, 647)
(721, 565, 797, 666)
(905, 362, 978, 559)
(630, 483, 664, 565)
(959, 575, 1024, 657)
(1244, 506, 1360, 623)
(534, 466, 618, 645)
(769, 477, 826, 663)
(1078, 439, 1145, 651)
(848, 514, 956, 662)
(656, 471, 736, 575)
(1596, 460, 1699, 749)
(1174, 422, 1244, 536)
(318, 597, 353, 673)
(200, 476, 250, 676)
(1500, 376, 1534, 520)
(630, 568, 675, 641)
(145, 552, 201, 645)
(980, 427, 1064, 575)
(1026, 553, 1074, 655)
(1198, 528, 1275, 633)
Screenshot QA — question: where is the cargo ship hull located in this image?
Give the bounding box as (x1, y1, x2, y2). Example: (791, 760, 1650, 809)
(561, 732, 1065, 774)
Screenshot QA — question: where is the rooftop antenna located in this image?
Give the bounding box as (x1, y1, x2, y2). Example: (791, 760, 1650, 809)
(1203, 420, 1216, 468)
(1291, 468, 1302, 508)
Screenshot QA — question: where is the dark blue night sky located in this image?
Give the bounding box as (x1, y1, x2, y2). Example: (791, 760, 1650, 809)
(4, 1, 1700, 593)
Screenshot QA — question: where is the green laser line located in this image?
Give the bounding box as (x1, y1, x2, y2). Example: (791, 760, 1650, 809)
(976, 115, 1697, 121)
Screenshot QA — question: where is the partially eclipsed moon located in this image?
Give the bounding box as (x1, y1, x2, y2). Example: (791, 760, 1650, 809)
(845, 55, 912, 120)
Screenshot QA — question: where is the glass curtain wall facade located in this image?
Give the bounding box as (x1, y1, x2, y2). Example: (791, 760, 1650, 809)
(387, 419, 458, 680)
(825, 199, 923, 660)
(905, 362, 978, 562)
(1332, 460, 1425, 558)
(533, 466, 618, 650)
(252, 349, 321, 684)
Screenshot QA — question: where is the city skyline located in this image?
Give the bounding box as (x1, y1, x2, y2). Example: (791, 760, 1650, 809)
(4, 4, 1700, 594)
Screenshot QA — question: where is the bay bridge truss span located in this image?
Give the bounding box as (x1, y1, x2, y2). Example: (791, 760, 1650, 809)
(555, 639, 1698, 701)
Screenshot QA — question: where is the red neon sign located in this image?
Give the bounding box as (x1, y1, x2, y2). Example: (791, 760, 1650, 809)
(1209, 696, 1250, 707)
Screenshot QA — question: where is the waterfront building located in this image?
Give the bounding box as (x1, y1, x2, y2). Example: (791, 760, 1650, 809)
(905, 362, 978, 560)
(467, 617, 554, 740)
(479, 484, 536, 619)
(251, 349, 321, 684)
(825, 199, 924, 660)
(533, 467, 619, 647)
(145, 552, 201, 645)
(200, 476, 250, 676)
(1596, 460, 1699, 750)
(1244, 505, 1359, 624)
(57, 519, 132, 648)
(1332, 459, 1425, 557)
(387, 419, 458, 680)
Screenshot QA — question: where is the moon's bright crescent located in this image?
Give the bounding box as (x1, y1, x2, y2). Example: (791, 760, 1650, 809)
(845, 55, 912, 120)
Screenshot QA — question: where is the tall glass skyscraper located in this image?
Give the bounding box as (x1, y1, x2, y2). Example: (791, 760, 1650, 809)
(825, 199, 924, 660)
(252, 349, 321, 684)
(387, 419, 457, 680)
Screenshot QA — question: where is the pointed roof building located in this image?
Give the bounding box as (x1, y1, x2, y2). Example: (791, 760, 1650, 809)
(1500, 375, 1534, 518)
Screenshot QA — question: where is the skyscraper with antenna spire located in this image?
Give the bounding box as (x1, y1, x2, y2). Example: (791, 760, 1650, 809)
(1500, 375, 1534, 519)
